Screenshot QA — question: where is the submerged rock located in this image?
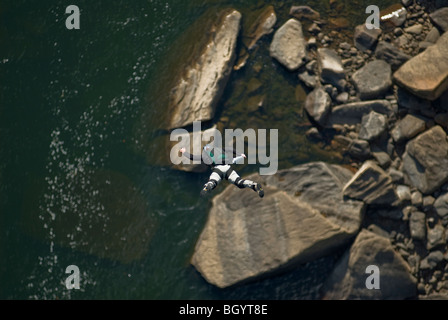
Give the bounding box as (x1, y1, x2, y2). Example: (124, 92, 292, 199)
(322, 229, 417, 300)
(402, 126, 448, 194)
(22, 169, 156, 264)
(270, 19, 306, 71)
(168, 10, 241, 129)
(191, 162, 364, 288)
(245, 6, 277, 51)
(298, 71, 318, 88)
(393, 31, 448, 101)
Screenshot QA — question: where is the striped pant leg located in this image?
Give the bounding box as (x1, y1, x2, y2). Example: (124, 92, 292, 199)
(205, 165, 229, 190)
(227, 169, 256, 190)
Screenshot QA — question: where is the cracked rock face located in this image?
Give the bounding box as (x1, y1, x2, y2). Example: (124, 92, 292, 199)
(191, 162, 364, 288)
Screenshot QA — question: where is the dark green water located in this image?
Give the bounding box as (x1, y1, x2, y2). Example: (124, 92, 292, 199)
(0, 0, 395, 299)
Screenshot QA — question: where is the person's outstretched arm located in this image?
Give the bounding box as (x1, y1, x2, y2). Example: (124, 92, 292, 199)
(232, 153, 246, 164)
(179, 147, 202, 162)
(223, 146, 238, 157)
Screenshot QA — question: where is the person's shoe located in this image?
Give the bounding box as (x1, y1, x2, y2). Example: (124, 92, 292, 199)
(200, 183, 214, 198)
(255, 183, 264, 198)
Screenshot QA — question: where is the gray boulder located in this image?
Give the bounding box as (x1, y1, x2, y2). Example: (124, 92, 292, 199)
(348, 139, 371, 159)
(358, 111, 387, 141)
(411, 191, 423, 207)
(327, 100, 393, 127)
(375, 41, 412, 71)
(343, 161, 397, 205)
(405, 24, 423, 35)
(354, 24, 382, 52)
(304, 87, 331, 126)
(318, 48, 346, 90)
(352, 60, 392, 100)
(298, 71, 318, 88)
(289, 5, 320, 20)
(168, 10, 241, 129)
(396, 185, 411, 202)
(393, 31, 448, 101)
(322, 229, 417, 300)
(390, 114, 426, 143)
(430, 7, 448, 32)
(420, 251, 445, 270)
(425, 27, 441, 44)
(434, 192, 448, 218)
(409, 211, 426, 241)
(270, 19, 307, 71)
(427, 225, 446, 250)
(191, 162, 365, 288)
(402, 126, 448, 194)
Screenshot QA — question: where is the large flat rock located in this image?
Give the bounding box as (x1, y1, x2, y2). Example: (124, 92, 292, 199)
(322, 229, 417, 299)
(393, 31, 448, 101)
(168, 10, 241, 129)
(402, 126, 448, 194)
(191, 162, 365, 288)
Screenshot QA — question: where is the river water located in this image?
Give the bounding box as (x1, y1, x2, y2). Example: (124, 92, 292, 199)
(1, 0, 395, 299)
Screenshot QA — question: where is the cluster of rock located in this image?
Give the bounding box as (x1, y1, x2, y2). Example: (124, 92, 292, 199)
(168, 1, 448, 299)
(300, 0, 448, 299)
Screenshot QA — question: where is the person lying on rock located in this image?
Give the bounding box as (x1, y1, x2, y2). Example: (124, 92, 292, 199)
(179, 144, 264, 198)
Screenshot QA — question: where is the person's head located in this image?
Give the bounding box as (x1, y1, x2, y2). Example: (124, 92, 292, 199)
(203, 144, 213, 152)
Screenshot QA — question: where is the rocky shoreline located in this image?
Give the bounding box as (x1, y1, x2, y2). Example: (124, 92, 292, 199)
(300, 0, 448, 299)
(166, 1, 448, 299)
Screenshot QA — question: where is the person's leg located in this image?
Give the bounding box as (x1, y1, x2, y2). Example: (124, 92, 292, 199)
(227, 169, 264, 198)
(200, 165, 227, 197)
